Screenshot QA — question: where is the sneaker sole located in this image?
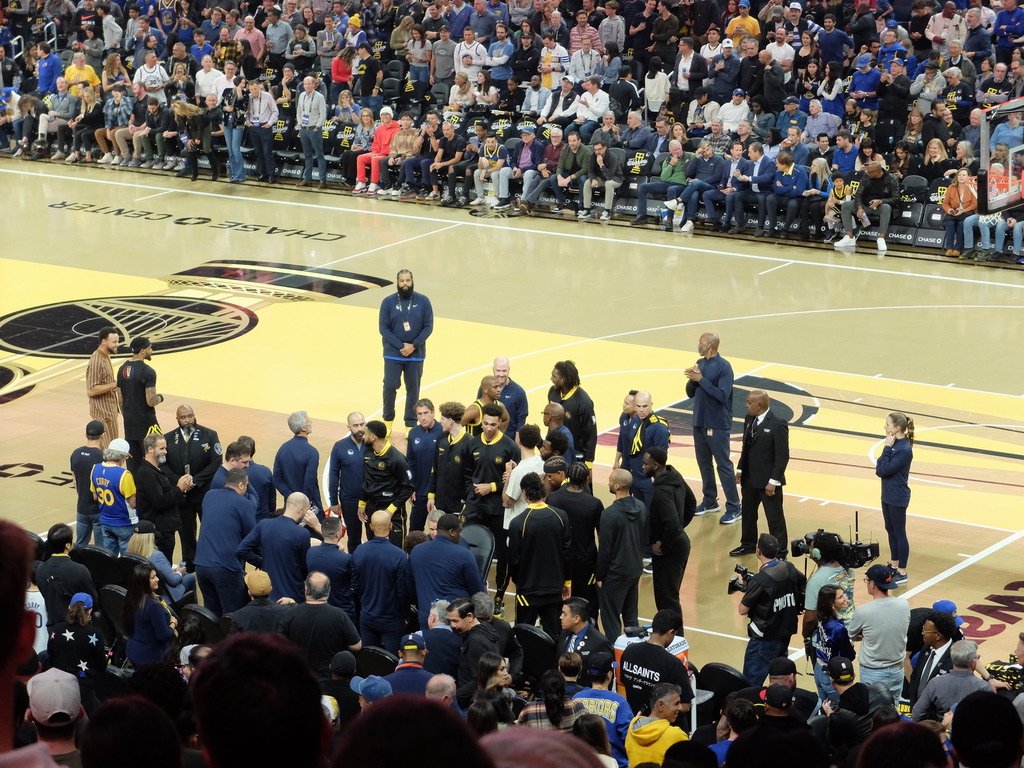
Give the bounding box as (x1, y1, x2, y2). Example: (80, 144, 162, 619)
(719, 515, 741, 525)
(692, 507, 720, 516)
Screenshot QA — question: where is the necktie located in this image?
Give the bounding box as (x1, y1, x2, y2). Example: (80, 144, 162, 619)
(919, 649, 936, 694)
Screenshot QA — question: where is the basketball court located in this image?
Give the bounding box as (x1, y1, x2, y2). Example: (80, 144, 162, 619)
(2, 159, 1023, 677)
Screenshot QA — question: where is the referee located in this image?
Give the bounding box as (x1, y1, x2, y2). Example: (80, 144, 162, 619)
(359, 420, 414, 546)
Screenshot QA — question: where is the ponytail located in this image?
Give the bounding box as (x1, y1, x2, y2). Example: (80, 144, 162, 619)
(889, 412, 914, 444)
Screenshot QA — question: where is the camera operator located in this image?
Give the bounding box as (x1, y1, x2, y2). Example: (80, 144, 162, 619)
(736, 533, 806, 687)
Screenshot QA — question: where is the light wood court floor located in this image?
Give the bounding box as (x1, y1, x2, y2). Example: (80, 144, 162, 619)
(2, 159, 1023, 678)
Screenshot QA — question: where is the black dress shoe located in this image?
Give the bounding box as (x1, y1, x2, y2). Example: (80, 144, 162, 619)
(729, 545, 756, 557)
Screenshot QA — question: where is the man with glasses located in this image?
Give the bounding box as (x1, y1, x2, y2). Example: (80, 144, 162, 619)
(846, 564, 911, 705)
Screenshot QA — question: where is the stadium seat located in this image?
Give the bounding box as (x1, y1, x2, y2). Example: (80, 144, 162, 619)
(381, 77, 403, 112)
(901, 174, 928, 203)
(180, 604, 225, 644)
(71, 545, 123, 590)
(896, 202, 924, 227)
(460, 523, 495, 581)
(512, 623, 555, 691)
(356, 646, 399, 677)
(117, 552, 151, 586)
(28, 531, 45, 562)
(922, 203, 946, 229)
(384, 59, 406, 80)
(698, 661, 749, 722)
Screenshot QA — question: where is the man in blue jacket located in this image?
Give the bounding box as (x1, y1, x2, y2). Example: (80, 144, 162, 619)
(196, 468, 257, 615)
(351, 510, 413, 654)
(491, 357, 528, 439)
(328, 412, 367, 553)
(36, 42, 62, 95)
(685, 332, 740, 524)
(665, 141, 724, 232)
(994, 0, 1024, 64)
(732, 141, 776, 236)
(764, 150, 809, 238)
(702, 140, 752, 231)
(379, 269, 434, 432)
(237, 492, 322, 602)
(407, 399, 443, 533)
(409, 513, 486, 629)
(273, 410, 323, 516)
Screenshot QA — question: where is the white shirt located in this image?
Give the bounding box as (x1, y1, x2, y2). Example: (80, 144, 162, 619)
(503, 454, 545, 527)
(675, 51, 693, 92)
(575, 87, 609, 121)
(195, 67, 223, 98)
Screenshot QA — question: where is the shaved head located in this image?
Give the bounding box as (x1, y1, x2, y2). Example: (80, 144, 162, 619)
(370, 510, 392, 536)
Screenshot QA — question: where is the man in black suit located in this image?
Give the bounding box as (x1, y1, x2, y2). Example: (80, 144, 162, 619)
(165, 404, 222, 570)
(555, 596, 613, 668)
(907, 610, 957, 707)
(730, 390, 789, 557)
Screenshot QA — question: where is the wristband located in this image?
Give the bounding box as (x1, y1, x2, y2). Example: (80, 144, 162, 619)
(386, 504, 397, 513)
(490, 482, 497, 492)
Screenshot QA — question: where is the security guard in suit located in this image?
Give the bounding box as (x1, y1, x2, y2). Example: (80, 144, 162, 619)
(165, 404, 222, 569)
(731, 389, 789, 557)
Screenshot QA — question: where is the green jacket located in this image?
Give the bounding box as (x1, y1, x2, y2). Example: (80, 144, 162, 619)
(556, 142, 593, 178)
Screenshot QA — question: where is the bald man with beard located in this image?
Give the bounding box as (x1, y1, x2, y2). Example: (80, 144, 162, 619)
(730, 389, 790, 558)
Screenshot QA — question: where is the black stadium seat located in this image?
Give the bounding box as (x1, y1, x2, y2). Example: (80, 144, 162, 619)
(71, 545, 123, 589)
(356, 646, 399, 677)
(460, 524, 495, 581)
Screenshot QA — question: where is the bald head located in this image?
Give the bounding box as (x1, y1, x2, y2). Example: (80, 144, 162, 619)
(369, 510, 392, 536)
(698, 332, 721, 357)
(608, 468, 633, 493)
(634, 391, 653, 420)
(745, 389, 770, 417)
(492, 357, 510, 386)
(542, 402, 565, 426)
(284, 492, 311, 521)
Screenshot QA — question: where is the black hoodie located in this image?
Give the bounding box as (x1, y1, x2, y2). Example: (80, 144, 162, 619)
(596, 495, 645, 581)
(456, 620, 500, 708)
(648, 465, 696, 556)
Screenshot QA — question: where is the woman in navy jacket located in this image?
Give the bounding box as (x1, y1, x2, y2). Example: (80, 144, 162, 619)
(875, 411, 914, 586)
(123, 562, 178, 666)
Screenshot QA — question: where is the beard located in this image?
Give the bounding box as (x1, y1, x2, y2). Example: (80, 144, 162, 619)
(397, 284, 414, 300)
(157, 454, 166, 464)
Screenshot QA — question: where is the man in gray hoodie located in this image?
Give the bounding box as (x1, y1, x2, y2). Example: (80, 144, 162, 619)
(597, 468, 647, 641)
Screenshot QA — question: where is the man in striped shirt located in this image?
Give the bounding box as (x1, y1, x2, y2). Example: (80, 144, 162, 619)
(86, 326, 121, 449)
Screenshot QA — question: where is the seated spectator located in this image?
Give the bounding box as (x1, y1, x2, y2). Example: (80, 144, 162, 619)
(701, 140, 751, 231)
(763, 149, 809, 238)
(322, 651, 362, 733)
(573, 651, 632, 766)
(228, 570, 289, 634)
(26, 668, 85, 766)
(941, 167, 977, 258)
(835, 160, 899, 251)
(709, 697, 757, 766)
(36, 523, 96, 631)
(351, 675, 394, 710)
(282, 571, 362, 681)
(518, 669, 586, 731)
(665, 141, 724, 231)
(81, 695, 182, 768)
(128, 522, 195, 606)
(831, 130, 859, 176)
(334, 695, 496, 768)
(192, 633, 328, 768)
(122, 562, 177, 667)
(384, 633, 435, 695)
(949, 690, 1024, 768)
(423, 599, 463, 679)
(519, 129, 591, 214)
(625, 682, 689, 766)
(912, 639, 991, 721)
(45, 593, 107, 714)
(887, 140, 922, 181)
(854, 720, 957, 768)
(573, 713, 619, 768)
(803, 99, 841, 142)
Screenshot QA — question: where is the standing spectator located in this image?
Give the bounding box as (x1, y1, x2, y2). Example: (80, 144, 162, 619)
(90, 439, 137, 555)
(619, 609, 692, 716)
(849, 53, 881, 111)
(731, 389, 790, 557)
(296, 75, 328, 188)
(85, 327, 120, 448)
(282, 572, 361, 681)
(70, 421, 106, 547)
(993, 0, 1024, 65)
(134, 434, 192, 561)
(807, 584, 855, 710)
(237, 492, 322, 602)
(245, 78, 279, 182)
(736, 533, 806, 687)
(196, 468, 257, 616)
(35, 524, 96, 630)
(351, 510, 413, 654)
(684, 331, 740, 521)
(847, 564, 911, 705)
(273, 410, 323, 514)
(875, 411, 914, 584)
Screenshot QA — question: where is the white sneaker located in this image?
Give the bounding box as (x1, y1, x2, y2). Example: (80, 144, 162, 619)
(367, 183, 380, 194)
(469, 196, 486, 206)
(876, 237, 887, 251)
(97, 152, 113, 164)
(353, 181, 366, 192)
(835, 234, 857, 248)
(665, 198, 682, 211)
(600, 210, 611, 221)
(680, 220, 694, 233)
(389, 187, 401, 197)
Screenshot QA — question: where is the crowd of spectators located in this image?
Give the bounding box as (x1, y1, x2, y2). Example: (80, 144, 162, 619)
(4, 0, 1024, 258)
